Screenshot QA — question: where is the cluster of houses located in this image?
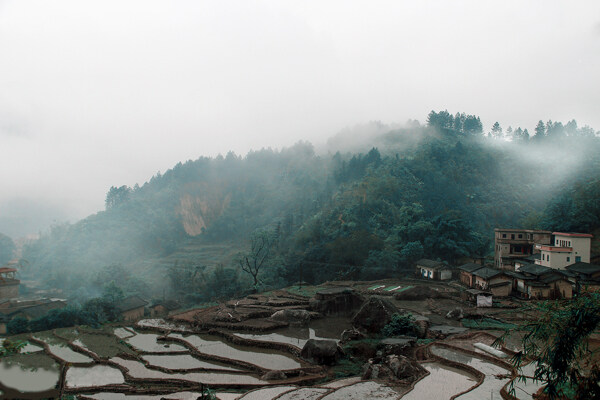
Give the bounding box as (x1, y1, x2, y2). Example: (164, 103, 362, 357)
(417, 229, 600, 302)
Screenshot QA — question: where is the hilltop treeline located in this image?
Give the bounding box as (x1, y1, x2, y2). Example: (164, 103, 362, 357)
(22, 111, 600, 300)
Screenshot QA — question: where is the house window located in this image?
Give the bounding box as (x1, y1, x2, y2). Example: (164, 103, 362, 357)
(502, 234, 507, 238)
(542, 254, 545, 260)
(547, 255, 550, 262)
(518, 234, 523, 239)
(576, 256, 581, 262)
(511, 234, 515, 239)
(567, 257, 570, 262)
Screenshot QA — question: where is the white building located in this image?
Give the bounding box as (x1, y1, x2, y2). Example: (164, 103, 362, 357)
(535, 232, 592, 270)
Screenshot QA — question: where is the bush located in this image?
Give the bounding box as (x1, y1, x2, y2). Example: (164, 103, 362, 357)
(7, 317, 29, 335)
(381, 313, 417, 337)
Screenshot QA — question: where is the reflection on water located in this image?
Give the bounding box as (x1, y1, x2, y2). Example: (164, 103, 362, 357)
(0, 356, 60, 392)
(171, 333, 301, 370)
(48, 343, 94, 363)
(401, 362, 476, 400)
(127, 332, 187, 353)
(142, 354, 241, 371)
(431, 346, 510, 400)
(66, 364, 125, 388)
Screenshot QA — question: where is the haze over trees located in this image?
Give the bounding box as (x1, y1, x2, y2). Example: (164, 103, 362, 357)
(19, 111, 600, 303)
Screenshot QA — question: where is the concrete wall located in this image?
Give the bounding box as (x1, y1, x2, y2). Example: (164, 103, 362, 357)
(439, 269, 452, 280)
(540, 250, 572, 269)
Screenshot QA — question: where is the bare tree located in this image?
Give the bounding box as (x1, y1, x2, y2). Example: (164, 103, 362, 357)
(236, 229, 276, 291)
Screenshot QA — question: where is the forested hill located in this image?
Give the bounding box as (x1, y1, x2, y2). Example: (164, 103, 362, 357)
(21, 112, 600, 299)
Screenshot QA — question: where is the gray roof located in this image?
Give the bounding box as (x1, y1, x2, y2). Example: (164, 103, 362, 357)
(7, 300, 67, 319)
(117, 296, 148, 312)
(458, 263, 484, 273)
(472, 267, 505, 280)
(518, 263, 552, 276)
(566, 262, 600, 276)
(416, 259, 446, 269)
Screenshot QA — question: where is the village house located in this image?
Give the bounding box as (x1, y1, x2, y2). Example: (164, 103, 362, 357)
(494, 228, 552, 271)
(509, 263, 573, 299)
(0, 267, 20, 299)
(536, 232, 593, 270)
(149, 300, 180, 317)
(4, 299, 68, 321)
(117, 296, 148, 321)
(415, 259, 452, 280)
(457, 263, 484, 287)
(471, 267, 512, 297)
(566, 262, 600, 293)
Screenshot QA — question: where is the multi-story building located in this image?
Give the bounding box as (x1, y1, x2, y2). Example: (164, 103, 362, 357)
(494, 229, 552, 270)
(536, 232, 593, 269)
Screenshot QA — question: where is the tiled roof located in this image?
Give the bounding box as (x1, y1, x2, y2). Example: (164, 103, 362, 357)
(458, 263, 484, 273)
(472, 268, 505, 280)
(117, 296, 148, 312)
(566, 262, 600, 275)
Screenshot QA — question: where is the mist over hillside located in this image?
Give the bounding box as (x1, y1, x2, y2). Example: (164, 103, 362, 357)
(6, 111, 600, 305)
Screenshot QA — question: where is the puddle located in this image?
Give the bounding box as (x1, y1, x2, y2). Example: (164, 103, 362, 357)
(401, 362, 476, 400)
(66, 364, 125, 388)
(111, 357, 266, 385)
(320, 381, 399, 399)
(137, 319, 192, 332)
(127, 332, 187, 353)
(276, 387, 330, 400)
(431, 346, 510, 400)
(48, 343, 94, 363)
(142, 354, 242, 371)
(171, 333, 301, 370)
(0, 354, 60, 392)
(238, 386, 297, 400)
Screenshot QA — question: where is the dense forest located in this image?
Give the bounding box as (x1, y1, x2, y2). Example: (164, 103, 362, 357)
(12, 111, 600, 305)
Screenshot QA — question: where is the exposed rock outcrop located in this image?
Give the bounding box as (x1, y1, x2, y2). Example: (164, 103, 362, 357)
(340, 328, 366, 343)
(446, 307, 464, 320)
(300, 339, 344, 366)
(352, 297, 400, 333)
(309, 287, 364, 316)
(362, 354, 426, 383)
(270, 309, 320, 324)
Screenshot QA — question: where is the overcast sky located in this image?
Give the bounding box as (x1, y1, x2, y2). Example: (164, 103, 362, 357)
(1, 0, 599, 236)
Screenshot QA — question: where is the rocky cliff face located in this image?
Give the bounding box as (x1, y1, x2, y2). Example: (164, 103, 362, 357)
(176, 185, 231, 236)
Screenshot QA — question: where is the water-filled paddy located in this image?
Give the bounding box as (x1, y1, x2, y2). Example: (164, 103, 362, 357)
(142, 354, 242, 371)
(48, 343, 94, 363)
(170, 333, 302, 370)
(237, 385, 297, 400)
(401, 362, 476, 400)
(127, 332, 187, 353)
(66, 364, 125, 388)
(0, 353, 60, 392)
(234, 325, 341, 348)
(276, 387, 331, 400)
(320, 381, 399, 400)
(111, 357, 266, 385)
(431, 346, 510, 400)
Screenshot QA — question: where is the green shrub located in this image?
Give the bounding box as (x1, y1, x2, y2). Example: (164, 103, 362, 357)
(381, 313, 417, 337)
